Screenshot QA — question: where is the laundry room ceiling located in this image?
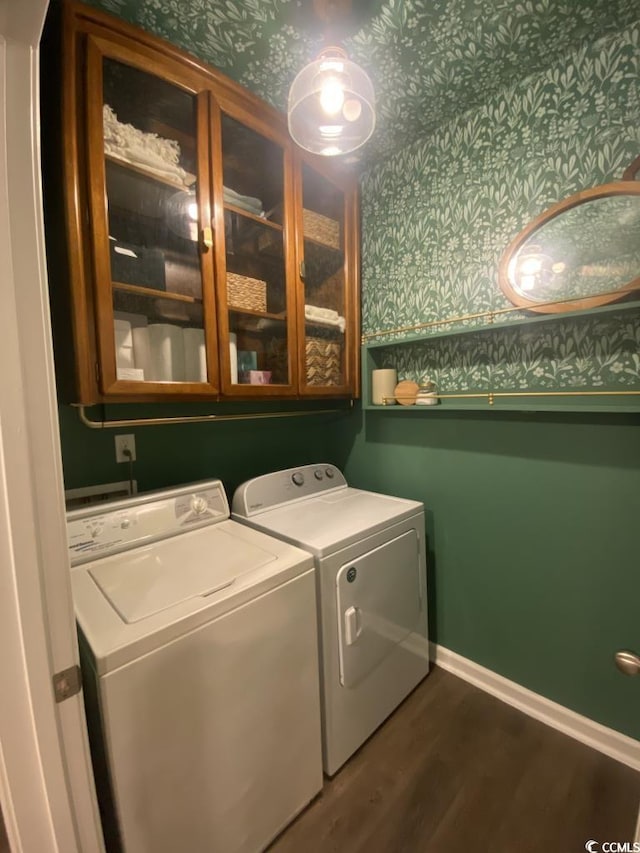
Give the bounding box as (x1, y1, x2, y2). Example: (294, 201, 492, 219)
(90, 0, 639, 166)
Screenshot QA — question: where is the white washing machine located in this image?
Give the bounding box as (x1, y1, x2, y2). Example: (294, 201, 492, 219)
(232, 464, 430, 776)
(67, 480, 323, 853)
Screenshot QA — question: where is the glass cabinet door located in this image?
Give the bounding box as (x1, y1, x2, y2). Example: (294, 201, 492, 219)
(298, 161, 352, 394)
(86, 40, 218, 395)
(214, 109, 296, 395)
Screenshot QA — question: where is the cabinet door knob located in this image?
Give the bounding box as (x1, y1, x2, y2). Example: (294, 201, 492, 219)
(200, 226, 213, 251)
(614, 650, 640, 676)
(299, 260, 306, 281)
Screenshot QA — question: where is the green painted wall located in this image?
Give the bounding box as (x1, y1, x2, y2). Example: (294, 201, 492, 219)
(344, 21, 640, 740)
(58, 404, 345, 497)
(330, 408, 640, 740)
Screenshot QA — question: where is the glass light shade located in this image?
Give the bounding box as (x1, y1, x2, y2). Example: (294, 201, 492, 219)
(166, 189, 198, 241)
(287, 47, 375, 156)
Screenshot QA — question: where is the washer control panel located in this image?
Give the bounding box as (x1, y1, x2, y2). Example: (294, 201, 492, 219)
(67, 480, 229, 566)
(232, 464, 348, 517)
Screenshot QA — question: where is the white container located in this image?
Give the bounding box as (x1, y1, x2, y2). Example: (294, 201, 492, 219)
(371, 368, 397, 405)
(183, 328, 207, 382)
(416, 379, 439, 406)
(114, 319, 134, 370)
(132, 327, 151, 380)
(147, 324, 185, 381)
(229, 332, 238, 384)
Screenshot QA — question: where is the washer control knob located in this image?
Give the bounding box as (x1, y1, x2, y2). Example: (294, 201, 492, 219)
(191, 495, 208, 515)
(325, 467, 335, 478)
(314, 469, 324, 480)
(291, 472, 305, 486)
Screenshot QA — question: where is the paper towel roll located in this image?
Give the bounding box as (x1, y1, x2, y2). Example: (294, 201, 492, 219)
(147, 324, 185, 381)
(114, 318, 132, 348)
(183, 328, 207, 382)
(229, 332, 238, 384)
(114, 319, 134, 369)
(372, 368, 397, 405)
(132, 327, 151, 380)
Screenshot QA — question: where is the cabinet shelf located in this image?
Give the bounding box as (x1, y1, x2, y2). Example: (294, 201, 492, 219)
(304, 234, 341, 253)
(225, 204, 283, 230)
(230, 306, 287, 333)
(229, 307, 286, 321)
(113, 281, 201, 304)
(304, 319, 344, 334)
(106, 153, 195, 192)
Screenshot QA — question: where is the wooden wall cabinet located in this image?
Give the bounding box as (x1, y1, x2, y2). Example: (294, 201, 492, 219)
(43, 1, 360, 404)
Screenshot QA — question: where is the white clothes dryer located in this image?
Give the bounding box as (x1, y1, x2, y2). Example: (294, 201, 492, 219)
(232, 464, 430, 776)
(68, 480, 322, 853)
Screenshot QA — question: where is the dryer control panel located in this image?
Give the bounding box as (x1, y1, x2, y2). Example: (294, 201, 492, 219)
(232, 464, 348, 517)
(67, 480, 229, 566)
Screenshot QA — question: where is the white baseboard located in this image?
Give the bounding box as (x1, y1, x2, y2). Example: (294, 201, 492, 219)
(430, 643, 640, 773)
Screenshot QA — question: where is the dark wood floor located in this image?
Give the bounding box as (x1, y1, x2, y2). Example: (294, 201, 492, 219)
(271, 667, 640, 853)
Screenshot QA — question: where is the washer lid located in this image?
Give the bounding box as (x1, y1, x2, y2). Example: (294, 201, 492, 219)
(89, 527, 276, 623)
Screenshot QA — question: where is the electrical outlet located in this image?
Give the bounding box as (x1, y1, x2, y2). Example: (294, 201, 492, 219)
(115, 434, 136, 463)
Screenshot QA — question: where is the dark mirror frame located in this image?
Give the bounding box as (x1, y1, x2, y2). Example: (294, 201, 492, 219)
(498, 158, 640, 313)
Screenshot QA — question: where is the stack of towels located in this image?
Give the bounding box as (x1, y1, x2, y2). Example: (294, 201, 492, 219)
(304, 304, 346, 333)
(114, 318, 206, 382)
(103, 104, 195, 189)
(223, 185, 264, 218)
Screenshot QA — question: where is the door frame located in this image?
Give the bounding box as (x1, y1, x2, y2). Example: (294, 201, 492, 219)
(0, 1, 103, 850)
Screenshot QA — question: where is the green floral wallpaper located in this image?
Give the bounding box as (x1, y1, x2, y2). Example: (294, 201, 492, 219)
(87, 0, 640, 164)
(362, 21, 640, 396)
(373, 310, 640, 394)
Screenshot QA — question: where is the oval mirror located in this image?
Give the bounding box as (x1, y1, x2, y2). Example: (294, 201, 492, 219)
(499, 164, 640, 313)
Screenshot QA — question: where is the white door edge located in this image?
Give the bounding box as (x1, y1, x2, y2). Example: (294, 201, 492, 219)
(0, 2, 104, 850)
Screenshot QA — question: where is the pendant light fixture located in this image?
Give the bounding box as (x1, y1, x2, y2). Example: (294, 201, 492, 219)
(287, 0, 375, 157)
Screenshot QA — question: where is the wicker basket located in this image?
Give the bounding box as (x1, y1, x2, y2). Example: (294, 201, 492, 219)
(305, 336, 342, 386)
(303, 209, 340, 250)
(227, 272, 267, 312)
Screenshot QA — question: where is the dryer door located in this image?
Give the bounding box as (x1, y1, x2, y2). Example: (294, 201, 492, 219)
(336, 530, 422, 688)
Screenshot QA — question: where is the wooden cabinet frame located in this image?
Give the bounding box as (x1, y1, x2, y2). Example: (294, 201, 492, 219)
(47, 0, 360, 404)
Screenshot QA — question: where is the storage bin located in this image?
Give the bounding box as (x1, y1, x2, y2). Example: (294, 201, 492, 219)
(227, 272, 267, 312)
(303, 210, 340, 250)
(305, 336, 342, 386)
(268, 205, 341, 251)
(109, 240, 166, 290)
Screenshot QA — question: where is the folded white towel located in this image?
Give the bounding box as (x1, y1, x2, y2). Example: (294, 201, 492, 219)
(103, 105, 196, 188)
(223, 185, 263, 213)
(304, 305, 346, 333)
(304, 304, 339, 322)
